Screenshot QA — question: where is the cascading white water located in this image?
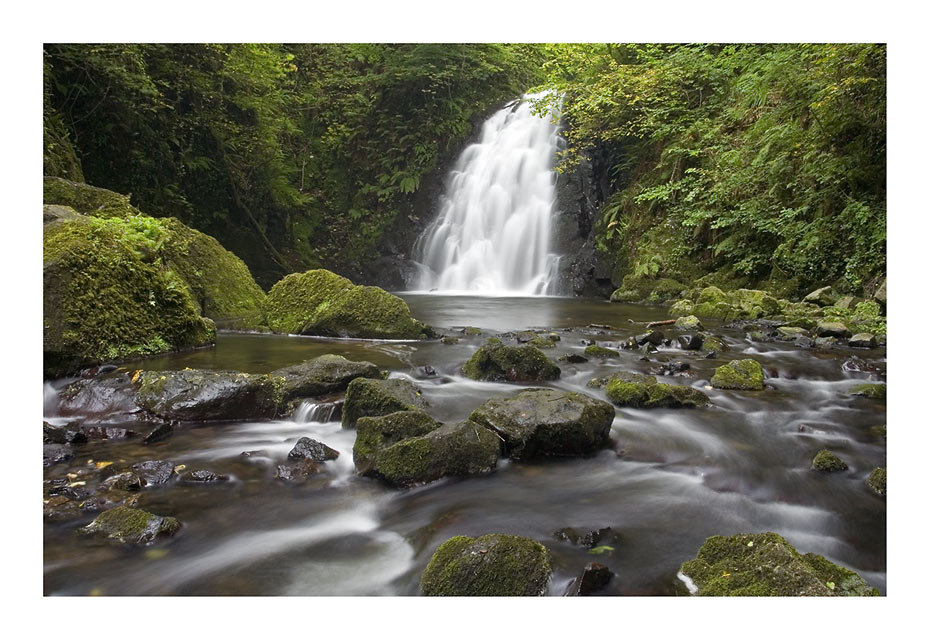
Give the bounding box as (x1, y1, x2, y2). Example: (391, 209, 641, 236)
(412, 92, 563, 295)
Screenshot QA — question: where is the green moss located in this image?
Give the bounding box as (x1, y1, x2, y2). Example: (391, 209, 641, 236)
(263, 269, 433, 339)
(611, 274, 686, 303)
(353, 410, 442, 474)
(710, 359, 764, 390)
(668, 299, 695, 318)
(43, 176, 141, 219)
(604, 374, 709, 409)
(342, 377, 429, 428)
(674, 315, 704, 332)
(82, 506, 181, 545)
(584, 345, 620, 358)
(812, 449, 848, 472)
(821, 300, 886, 335)
(851, 383, 886, 400)
(462, 338, 561, 383)
(867, 467, 886, 497)
(420, 534, 552, 596)
(528, 337, 556, 348)
(679, 532, 878, 596)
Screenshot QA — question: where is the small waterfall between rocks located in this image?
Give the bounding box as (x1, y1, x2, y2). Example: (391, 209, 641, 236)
(412, 92, 563, 295)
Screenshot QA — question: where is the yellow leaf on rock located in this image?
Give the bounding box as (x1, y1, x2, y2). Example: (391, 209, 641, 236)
(131, 370, 141, 384)
(95, 461, 113, 470)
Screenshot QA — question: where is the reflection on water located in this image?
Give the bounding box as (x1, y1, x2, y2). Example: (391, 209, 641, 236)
(43, 296, 887, 596)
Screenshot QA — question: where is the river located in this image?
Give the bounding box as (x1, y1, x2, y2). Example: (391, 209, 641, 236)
(43, 294, 886, 596)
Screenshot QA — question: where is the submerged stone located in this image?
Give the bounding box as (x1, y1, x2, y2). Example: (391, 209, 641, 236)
(420, 534, 552, 596)
(679, 532, 879, 596)
(461, 338, 561, 383)
(288, 437, 339, 462)
(710, 359, 764, 391)
(82, 506, 181, 545)
(341, 377, 429, 429)
(469, 388, 615, 460)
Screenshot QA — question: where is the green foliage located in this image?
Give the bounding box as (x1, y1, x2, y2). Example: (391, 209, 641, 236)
(540, 44, 886, 294)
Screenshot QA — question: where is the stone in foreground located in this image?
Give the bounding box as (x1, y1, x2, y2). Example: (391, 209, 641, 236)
(421, 534, 552, 596)
(82, 506, 181, 545)
(710, 359, 764, 390)
(461, 338, 561, 383)
(679, 532, 879, 596)
(812, 449, 848, 472)
(341, 377, 429, 429)
(469, 388, 615, 460)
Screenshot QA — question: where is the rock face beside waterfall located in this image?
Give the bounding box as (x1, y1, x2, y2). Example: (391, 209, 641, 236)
(262, 269, 435, 339)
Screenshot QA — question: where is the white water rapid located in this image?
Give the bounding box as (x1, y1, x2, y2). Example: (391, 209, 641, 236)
(412, 92, 563, 295)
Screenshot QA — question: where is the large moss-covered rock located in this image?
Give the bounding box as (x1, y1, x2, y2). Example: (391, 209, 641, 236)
(353, 410, 443, 475)
(82, 506, 181, 545)
(44, 176, 143, 219)
(421, 534, 552, 596)
(812, 449, 848, 472)
(710, 359, 764, 390)
(263, 269, 433, 339)
(604, 372, 710, 409)
(469, 388, 615, 460)
(136, 370, 281, 421)
(461, 338, 561, 383)
(270, 354, 381, 403)
(691, 287, 781, 321)
(679, 532, 879, 596)
(610, 276, 686, 304)
(341, 377, 429, 429)
(44, 215, 216, 377)
(365, 419, 501, 486)
(584, 345, 620, 358)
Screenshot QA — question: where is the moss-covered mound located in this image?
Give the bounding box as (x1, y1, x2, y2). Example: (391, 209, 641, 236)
(584, 345, 620, 358)
(461, 338, 561, 383)
(270, 354, 381, 403)
(354, 410, 443, 475)
(420, 534, 552, 596)
(689, 287, 782, 321)
(851, 383, 886, 400)
(262, 269, 433, 339)
(342, 377, 429, 429)
(867, 467, 886, 497)
(44, 215, 216, 377)
(469, 388, 615, 460)
(679, 532, 879, 596)
(44, 176, 144, 219)
(710, 359, 765, 391)
(82, 506, 181, 545)
(604, 372, 710, 409)
(812, 449, 848, 472)
(136, 370, 281, 421)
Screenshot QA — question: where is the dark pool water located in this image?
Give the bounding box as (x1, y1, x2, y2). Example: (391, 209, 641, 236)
(43, 295, 887, 596)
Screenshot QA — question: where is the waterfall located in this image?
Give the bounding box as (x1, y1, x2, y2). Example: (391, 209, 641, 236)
(412, 92, 563, 296)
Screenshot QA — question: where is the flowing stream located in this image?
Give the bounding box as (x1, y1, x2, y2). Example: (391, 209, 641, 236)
(43, 296, 886, 596)
(412, 93, 563, 295)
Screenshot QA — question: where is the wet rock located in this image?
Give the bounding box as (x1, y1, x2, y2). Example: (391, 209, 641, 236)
(82, 506, 181, 545)
(143, 422, 174, 445)
(131, 460, 176, 486)
(677, 334, 704, 351)
(679, 532, 878, 596)
(850, 383, 886, 400)
(803, 286, 839, 307)
(240, 449, 270, 460)
(469, 388, 614, 460)
(101, 471, 145, 492)
(604, 372, 710, 409)
(848, 333, 877, 349)
(710, 359, 764, 391)
(867, 467, 886, 497)
(275, 459, 325, 483)
(180, 469, 229, 484)
(44, 495, 84, 521)
(775, 326, 809, 341)
(263, 269, 434, 339)
(341, 377, 429, 429)
(634, 330, 665, 346)
(815, 321, 852, 339)
(700, 335, 729, 353)
(842, 355, 884, 377)
(674, 315, 704, 332)
(814, 336, 838, 348)
(564, 562, 612, 596)
(461, 327, 482, 336)
(288, 437, 339, 462)
(584, 345, 620, 358)
(559, 354, 589, 364)
(420, 534, 552, 596)
(650, 361, 691, 377)
(419, 365, 438, 377)
(553, 526, 614, 548)
(269, 354, 381, 402)
(353, 410, 442, 475)
(357, 417, 499, 486)
(43, 421, 87, 445)
(795, 337, 815, 348)
(812, 449, 848, 472)
(80, 489, 142, 512)
(136, 369, 279, 421)
(461, 338, 561, 384)
(834, 295, 864, 310)
(440, 336, 459, 345)
(80, 425, 138, 440)
(44, 444, 73, 467)
(58, 371, 143, 417)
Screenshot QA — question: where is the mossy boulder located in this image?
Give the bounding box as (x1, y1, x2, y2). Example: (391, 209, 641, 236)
(867, 467, 886, 497)
(363, 419, 501, 487)
(851, 383, 886, 400)
(82, 506, 181, 545)
(341, 377, 429, 429)
(679, 532, 879, 596)
(803, 286, 840, 307)
(610, 275, 686, 304)
(674, 315, 704, 332)
(668, 299, 695, 318)
(848, 333, 878, 349)
(710, 359, 764, 391)
(775, 326, 809, 341)
(263, 269, 433, 339)
(690, 286, 781, 322)
(461, 338, 561, 383)
(468, 388, 615, 460)
(44, 176, 143, 219)
(812, 449, 848, 472)
(270, 354, 381, 403)
(353, 410, 443, 475)
(44, 214, 216, 377)
(135, 369, 281, 421)
(420, 534, 552, 596)
(584, 345, 620, 358)
(604, 372, 710, 409)
(815, 321, 852, 339)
